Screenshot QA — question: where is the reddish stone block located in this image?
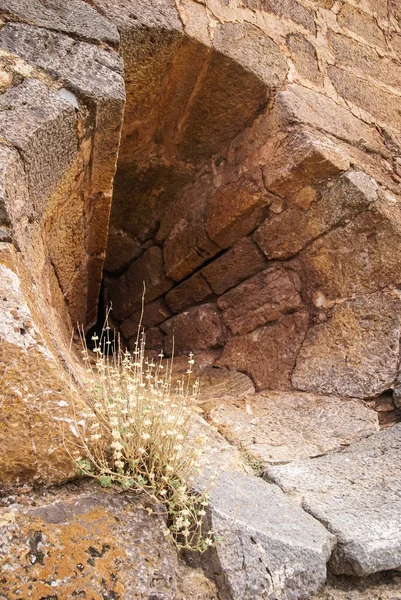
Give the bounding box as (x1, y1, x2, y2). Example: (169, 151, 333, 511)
(165, 272, 213, 313)
(217, 266, 303, 335)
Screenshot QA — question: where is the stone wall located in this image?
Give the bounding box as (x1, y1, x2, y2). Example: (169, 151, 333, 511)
(100, 0, 401, 398)
(0, 0, 400, 483)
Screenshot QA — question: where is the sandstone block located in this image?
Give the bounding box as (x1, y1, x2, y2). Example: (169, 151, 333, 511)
(201, 237, 266, 295)
(161, 304, 226, 356)
(205, 177, 272, 249)
(218, 266, 303, 336)
(217, 311, 310, 390)
(108, 246, 174, 320)
(197, 367, 255, 407)
(163, 220, 220, 281)
(292, 292, 401, 399)
(202, 472, 334, 600)
(298, 198, 401, 302)
(0, 0, 119, 46)
(120, 298, 172, 340)
(267, 424, 401, 575)
(254, 171, 378, 259)
(261, 128, 350, 202)
(208, 392, 379, 466)
(165, 272, 213, 313)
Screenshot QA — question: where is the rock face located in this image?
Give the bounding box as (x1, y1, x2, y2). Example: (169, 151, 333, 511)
(202, 471, 335, 600)
(0, 482, 219, 599)
(292, 292, 401, 399)
(267, 424, 401, 576)
(207, 392, 379, 466)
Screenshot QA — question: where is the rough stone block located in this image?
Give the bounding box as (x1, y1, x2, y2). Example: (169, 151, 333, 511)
(108, 246, 174, 320)
(0, 78, 77, 214)
(165, 272, 213, 313)
(217, 266, 303, 336)
(267, 424, 401, 575)
(240, 0, 316, 33)
(254, 171, 378, 259)
(328, 65, 401, 131)
(164, 220, 220, 281)
(161, 304, 226, 356)
(205, 177, 272, 249)
(202, 472, 334, 600)
(287, 33, 323, 86)
(0, 483, 211, 599)
(208, 392, 379, 466)
(217, 311, 310, 391)
(0, 0, 119, 46)
(261, 128, 350, 202)
(275, 84, 387, 156)
(337, 4, 386, 49)
(292, 292, 401, 399)
(120, 298, 172, 340)
(202, 237, 266, 295)
(104, 227, 142, 274)
(328, 31, 401, 92)
(298, 198, 401, 303)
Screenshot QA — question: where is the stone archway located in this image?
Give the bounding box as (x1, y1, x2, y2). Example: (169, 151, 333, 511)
(0, 0, 400, 485)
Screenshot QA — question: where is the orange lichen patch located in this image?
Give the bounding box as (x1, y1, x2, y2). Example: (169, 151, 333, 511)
(0, 506, 127, 599)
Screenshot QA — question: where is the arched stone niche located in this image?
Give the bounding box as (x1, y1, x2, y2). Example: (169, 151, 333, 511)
(0, 0, 400, 484)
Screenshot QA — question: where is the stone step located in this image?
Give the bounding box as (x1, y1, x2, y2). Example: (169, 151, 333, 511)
(311, 572, 401, 600)
(207, 391, 379, 466)
(266, 423, 401, 576)
(201, 471, 335, 600)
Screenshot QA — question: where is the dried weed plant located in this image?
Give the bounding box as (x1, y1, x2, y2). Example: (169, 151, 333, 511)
(66, 308, 217, 552)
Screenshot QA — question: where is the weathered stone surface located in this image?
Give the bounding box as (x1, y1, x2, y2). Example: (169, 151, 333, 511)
(0, 0, 119, 46)
(208, 392, 379, 466)
(275, 84, 387, 156)
(328, 31, 401, 92)
(298, 198, 401, 303)
(108, 246, 174, 320)
(287, 33, 323, 85)
(197, 367, 255, 407)
(89, 0, 183, 31)
(267, 423, 401, 576)
(337, 3, 386, 49)
(292, 292, 400, 399)
(218, 266, 303, 336)
(165, 272, 213, 313)
(161, 304, 226, 356)
(312, 572, 401, 600)
(0, 78, 77, 215)
(202, 237, 266, 295)
(261, 128, 350, 201)
(120, 297, 172, 340)
(164, 220, 220, 282)
(0, 23, 125, 193)
(205, 177, 272, 249)
(329, 65, 401, 131)
(0, 243, 85, 485)
(202, 472, 334, 600)
(143, 326, 164, 351)
(254, 171, 378, 259)
(0, 482, 218, 599)
(241, 0, 316, 33)
(218, 311, 309, 390)
(213, 21, 288, 87)
(104, 227, 142, 274)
